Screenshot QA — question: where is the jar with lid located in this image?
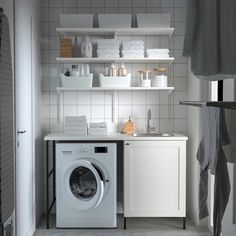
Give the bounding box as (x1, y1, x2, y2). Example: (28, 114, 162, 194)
(118, 63, 128, 76)
(71, 65, 80, 76)
(138, 70, 151, 87)
(108, 63, 117, 76)
(152, 67, 168, 87)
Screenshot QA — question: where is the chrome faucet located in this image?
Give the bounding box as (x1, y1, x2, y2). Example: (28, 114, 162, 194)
(147, 109, 156, 133)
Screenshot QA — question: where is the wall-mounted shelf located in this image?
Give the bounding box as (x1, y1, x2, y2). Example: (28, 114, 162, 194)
(56, 57, 174, 64)
(180, 101, 236, 110)
(56, 27, 175, 37)
(56, 86, 174, 92)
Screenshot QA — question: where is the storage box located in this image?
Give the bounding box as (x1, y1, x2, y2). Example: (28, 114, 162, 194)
(99, 73, 131, 87)
(98, 14, 132, 28)
(61, 74, 93, 88)
(60, 14, 93, 28)
(137, 14, 170, 28)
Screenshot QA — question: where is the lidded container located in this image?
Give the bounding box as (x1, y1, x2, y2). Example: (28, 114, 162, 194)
(138, 70, 151, 87)
(152, 67, 168, 87)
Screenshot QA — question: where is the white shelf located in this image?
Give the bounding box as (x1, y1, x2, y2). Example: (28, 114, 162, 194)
(56, 57, 174, 64)
(56, 27, 175, 36)
(56, 86, 174, 92)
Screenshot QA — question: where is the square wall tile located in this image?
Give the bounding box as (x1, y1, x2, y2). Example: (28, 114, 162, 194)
(133, 105, 146, 119)
(77, 105, 91, 119)
(119, 0, 132, 7)
(118, 105, 133, 118)
(105, 0, 118, 8)
(77, 0, 91, 8)
(64, 105, 77, 116)
(147, 0, 161, 7)
(91, 91, 105, 104)
(91, 105, 105, 119)
(63, 0, 77, 8)
(133, 91, 146, 105)
(63, 91, 77, 105)
(118, 91, 132, 105)
(78, 91, 91, 105)
(133, 0, 147, 8)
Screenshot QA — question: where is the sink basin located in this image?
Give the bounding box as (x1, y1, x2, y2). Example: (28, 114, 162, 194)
(133, 133, 174, 137)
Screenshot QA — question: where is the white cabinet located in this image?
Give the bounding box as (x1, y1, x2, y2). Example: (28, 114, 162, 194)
(124, 140, 186, 217)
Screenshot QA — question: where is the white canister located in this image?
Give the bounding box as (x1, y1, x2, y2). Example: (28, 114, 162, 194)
(140, 79, 151, 87)
(152, 67, 168, 87)
(152, 75, 168, 87)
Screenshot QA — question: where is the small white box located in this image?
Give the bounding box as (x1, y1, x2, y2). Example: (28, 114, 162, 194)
(61, 74, 93, 88)
(98, 14, 132, 28)
(60, 14, 93, 28)
(137, 14, 170, 28)
(99, 73, 131, 87)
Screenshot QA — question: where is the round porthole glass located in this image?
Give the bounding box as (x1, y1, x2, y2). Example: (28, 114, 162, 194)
(69, 166, 97, 200)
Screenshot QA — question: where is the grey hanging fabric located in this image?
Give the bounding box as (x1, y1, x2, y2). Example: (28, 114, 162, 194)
(183, 0, 236, 80)
(0, 10, 14, 228)
(197, 106, 231, 236)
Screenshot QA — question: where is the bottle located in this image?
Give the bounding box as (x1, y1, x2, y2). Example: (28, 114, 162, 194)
(81, 35, 92, 58)
(121, 116, 135, 135)
(118, 63, 128, 76)
(71, 65, 79, 76)
(73, 36, 80, 57)
(64, 68, 71, 77)
(108, 63, 117, 76)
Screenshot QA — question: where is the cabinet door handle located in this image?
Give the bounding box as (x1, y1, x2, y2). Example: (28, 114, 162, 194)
(17, 130, 26, 134)
(125, 143, 130, 146)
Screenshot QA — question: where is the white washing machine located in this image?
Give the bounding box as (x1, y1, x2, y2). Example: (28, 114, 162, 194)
(56, 143, 117, 228)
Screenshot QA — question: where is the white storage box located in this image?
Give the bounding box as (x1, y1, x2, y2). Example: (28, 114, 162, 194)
(137, 14, 170, 28)
(99, 73, 131, 87)
(61, 74, 93, 88)
(98, 14, 132, 28)
(60, 14, 93, 28)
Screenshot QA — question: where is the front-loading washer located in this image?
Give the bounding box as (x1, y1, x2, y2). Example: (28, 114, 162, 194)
(56, 143, 117, 228)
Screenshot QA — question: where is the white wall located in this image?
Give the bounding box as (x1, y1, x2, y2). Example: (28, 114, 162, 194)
(186, 61, 208, 225)
(41, 0, 189, 214)
(15, 0, 42, 226)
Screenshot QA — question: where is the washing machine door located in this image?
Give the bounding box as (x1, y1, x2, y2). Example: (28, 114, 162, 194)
(64, 159, 105, 211)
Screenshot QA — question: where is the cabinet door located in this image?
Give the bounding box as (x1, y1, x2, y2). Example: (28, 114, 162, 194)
(124, 141, 186, 217)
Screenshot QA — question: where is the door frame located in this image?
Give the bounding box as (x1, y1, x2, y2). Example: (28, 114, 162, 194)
(14, 1, 36, 235)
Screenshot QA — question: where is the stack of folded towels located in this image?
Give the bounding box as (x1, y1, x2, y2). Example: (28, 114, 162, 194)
(121, 40, 145, 58)
(97, 39, 120, 58)
(146, 48, 170, 58)
(88, 122, 107, 136)
(64, 116, 87, 135)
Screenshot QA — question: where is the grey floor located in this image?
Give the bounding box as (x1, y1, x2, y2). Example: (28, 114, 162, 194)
(35, 214, 212, 236)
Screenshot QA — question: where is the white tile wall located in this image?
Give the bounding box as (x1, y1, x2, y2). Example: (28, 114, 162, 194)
(41, 0, 188, 212)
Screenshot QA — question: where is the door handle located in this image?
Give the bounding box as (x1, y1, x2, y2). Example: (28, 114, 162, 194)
(17, 130, 26, 134)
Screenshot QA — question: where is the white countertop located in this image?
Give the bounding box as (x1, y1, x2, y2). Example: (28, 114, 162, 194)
(44, 133, 188, 141)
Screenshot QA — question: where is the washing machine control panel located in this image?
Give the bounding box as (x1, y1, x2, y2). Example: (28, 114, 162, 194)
(80, 145, 109, 155)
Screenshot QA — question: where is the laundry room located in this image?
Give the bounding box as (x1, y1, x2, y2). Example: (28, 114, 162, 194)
(0, 0, 236, 236)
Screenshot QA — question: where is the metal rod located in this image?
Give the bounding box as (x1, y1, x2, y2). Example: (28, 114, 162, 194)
(124, 217, 126, 230)
(46, 141, 49, 229)
(183, 217, 186, 230)
(53, 141, 56, 200)
(180, 101, 236, 110)
(48, 198, 56, 213)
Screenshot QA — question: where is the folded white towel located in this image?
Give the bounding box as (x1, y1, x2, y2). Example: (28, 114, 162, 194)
(146, 48, 169, 53)
(122, 49, 144, 54)
(122, 45, 145, 50)
(122, 40, 144, 47)
(90, 122, 107, 128)
(146, 53, 169, 58)
(97, 49, 120, 54)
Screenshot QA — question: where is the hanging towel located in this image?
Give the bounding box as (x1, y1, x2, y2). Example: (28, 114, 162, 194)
(224, 109, 236, 163)
(0, 12, 14, 226)
(183, 0, 236, 80)
(197, 106, 231, 236)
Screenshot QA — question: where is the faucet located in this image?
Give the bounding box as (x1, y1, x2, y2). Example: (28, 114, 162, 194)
(147, 109, 156, 133)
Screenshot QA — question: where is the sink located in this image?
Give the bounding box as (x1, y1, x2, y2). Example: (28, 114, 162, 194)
(133, 133, 174, 137)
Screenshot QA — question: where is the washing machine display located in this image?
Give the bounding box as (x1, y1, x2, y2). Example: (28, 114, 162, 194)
(56, 143, 117, 228)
